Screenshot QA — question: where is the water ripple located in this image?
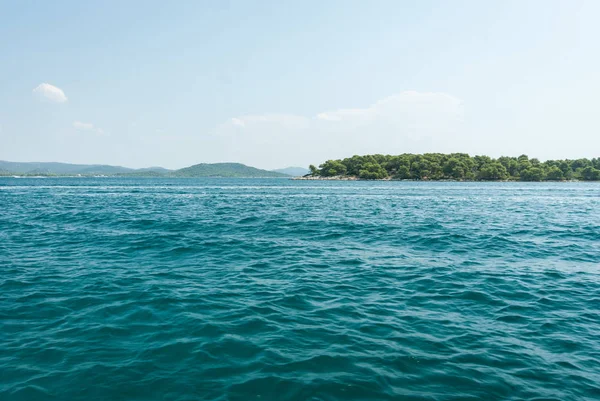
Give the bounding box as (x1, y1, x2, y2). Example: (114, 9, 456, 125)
(1, 178, 599, 400)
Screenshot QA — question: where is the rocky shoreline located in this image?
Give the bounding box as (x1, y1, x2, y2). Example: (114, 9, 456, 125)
(292, 175, 583, 182)
(293, 175, 359, 181)
(293, 175, 445, 181)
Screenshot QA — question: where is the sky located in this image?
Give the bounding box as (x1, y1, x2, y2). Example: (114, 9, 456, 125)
(1, 0, 599, 170)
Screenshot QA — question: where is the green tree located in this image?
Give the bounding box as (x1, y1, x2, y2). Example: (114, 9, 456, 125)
(310, 153, 596, 181)
(545, 166, 564, 181)
(518, 159, 533, 174)
(385, 155, 411, 176)
(358, 162, 388, 180)
(572, 159, 591, 170)
(341, 155, 366, 176)
(443, 157, 466, 179)
(319, 160, 347, 177)
(581, 166, 600, 181)
(411, 158, 432, 179)
(478, 163, 508, 181)
(393, 165, 411, 179)
(498, 156, 519, 177)
(520, 167, 545, 181)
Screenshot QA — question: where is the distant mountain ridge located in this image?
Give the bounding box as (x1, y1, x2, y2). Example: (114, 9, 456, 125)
(0, 161, 137, 175)
(173, 163, 287, 178)
(0, 160, 290, 178)
(271, 167, 309, 176)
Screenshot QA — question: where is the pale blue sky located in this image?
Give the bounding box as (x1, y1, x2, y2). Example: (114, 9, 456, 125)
(1, 0, 598, 169)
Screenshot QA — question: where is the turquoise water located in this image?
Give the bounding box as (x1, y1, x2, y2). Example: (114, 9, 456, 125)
(1, 178, 599, 401)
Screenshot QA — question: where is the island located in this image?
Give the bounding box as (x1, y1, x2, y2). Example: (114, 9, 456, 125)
(301, 154, 600, 181)
(0, 161, 291, 178)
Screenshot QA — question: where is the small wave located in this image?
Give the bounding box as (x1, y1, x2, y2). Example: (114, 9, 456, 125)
(1, 178, 599, 400)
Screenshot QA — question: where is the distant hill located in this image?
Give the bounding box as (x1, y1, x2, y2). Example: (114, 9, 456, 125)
(0, 161, 135, 175)
(272, 167, 309, 176)
(172, 163, 288, 178)
(0, 160, 289, 178)
(136, 167, 173, 173)
(115, 170, 167, 177)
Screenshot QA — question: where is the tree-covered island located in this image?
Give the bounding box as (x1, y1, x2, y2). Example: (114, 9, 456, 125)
(306, 154, 600, 181)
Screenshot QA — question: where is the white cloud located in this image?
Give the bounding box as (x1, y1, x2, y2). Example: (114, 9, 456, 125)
(73, 121, 93, 130)
(317, 91, 463, 124)
(227, 92, 462, 130)
(73, 121, 104, 135)
(214, 91, 465, 169)
(317, 109, 370, 122)
(33, 83, 68, 103)
(231, 118, 245, 127)
(228, 114, 309, 129)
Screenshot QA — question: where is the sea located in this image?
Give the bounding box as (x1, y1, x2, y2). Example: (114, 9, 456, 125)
(1, 177, 599, 401)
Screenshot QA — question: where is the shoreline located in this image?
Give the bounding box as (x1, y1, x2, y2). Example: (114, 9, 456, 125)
(292, 175, 585, 182)
(0, 175, 588, 182)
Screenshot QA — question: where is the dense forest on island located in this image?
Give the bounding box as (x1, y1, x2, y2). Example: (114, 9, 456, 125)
(308, 154, 600, 181)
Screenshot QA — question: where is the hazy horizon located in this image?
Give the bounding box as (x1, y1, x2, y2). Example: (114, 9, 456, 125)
(2, 0, 599, 170)
(0, 158, 308, 171)
(0, 150, 598, 173)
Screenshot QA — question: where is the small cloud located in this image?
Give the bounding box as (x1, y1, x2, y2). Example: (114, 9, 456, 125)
(316, 91, 463, 124)
(228, 114, 309, 129)
(33, 83, 68, 103)
(73, 121, 93, 130)
(317, 108, 371, 122)
(73, 121, 104, 135)
(231, 118, 245, 128)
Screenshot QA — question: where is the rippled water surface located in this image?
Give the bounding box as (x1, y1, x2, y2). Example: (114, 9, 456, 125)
(1, 178, 600, 400)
